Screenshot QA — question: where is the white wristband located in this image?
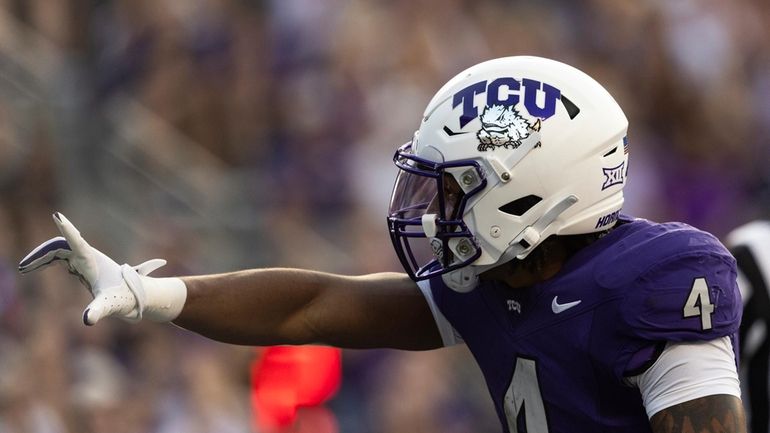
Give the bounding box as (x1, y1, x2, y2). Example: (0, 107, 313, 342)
(139, 275, 187, 322)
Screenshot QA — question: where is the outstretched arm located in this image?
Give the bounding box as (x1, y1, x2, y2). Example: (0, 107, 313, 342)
(19, 213, 444, 351)
(176, 269, 443, 350)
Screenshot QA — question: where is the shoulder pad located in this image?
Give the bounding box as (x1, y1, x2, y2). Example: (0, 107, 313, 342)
(596, 220, 740, 341)
(595, 220, 734, 289)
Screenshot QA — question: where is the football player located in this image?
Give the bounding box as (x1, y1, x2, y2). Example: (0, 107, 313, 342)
(727, 221, 770, 433)
(19, 56, 746, 433)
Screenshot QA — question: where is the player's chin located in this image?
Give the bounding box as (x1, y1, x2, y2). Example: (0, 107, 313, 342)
(478, 263, 509, 282)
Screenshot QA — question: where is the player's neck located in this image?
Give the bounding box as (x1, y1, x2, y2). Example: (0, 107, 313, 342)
(479, 230, 610, 290)
(481, 239, 569, 289)
(498, 261, 564, 289)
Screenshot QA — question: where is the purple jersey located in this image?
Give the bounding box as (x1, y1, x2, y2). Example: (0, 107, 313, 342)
(427, 216, 741, 432)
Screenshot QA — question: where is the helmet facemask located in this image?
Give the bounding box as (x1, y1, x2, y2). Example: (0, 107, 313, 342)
(387, 142, 487, 287)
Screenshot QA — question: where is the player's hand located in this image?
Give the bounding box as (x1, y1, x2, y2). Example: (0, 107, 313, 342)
(18, 212, 167, 325)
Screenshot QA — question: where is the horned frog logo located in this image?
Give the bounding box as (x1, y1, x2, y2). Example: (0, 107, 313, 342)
(476, 105, 541, 151)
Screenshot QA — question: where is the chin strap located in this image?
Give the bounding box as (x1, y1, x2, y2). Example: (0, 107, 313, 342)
(441, 266, 479, 293)
(511, 194, 579, 259)
(441, 195, 579, 293)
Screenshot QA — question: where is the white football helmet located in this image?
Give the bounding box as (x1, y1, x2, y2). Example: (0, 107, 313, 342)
(387, 56, 629, 292)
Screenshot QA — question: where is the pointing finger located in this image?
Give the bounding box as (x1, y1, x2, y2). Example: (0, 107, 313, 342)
(52, 213, 90, 258)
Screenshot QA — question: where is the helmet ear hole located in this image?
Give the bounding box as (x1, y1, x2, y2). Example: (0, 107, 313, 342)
(499, 195, 543, 216)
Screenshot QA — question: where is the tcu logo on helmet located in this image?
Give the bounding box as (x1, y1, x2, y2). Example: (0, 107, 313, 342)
(477, 105, 541, 151)
(453, 78, 562, 128)
(451, 77, 574, 152)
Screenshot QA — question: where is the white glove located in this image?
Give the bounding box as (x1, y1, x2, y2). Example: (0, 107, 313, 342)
(18, 212, 187, 325)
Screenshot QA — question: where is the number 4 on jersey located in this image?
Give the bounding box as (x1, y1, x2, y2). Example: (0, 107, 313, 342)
(683, 277, 715, 330)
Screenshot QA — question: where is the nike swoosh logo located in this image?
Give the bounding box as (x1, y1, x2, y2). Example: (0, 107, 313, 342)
(551, 296, 581, 314)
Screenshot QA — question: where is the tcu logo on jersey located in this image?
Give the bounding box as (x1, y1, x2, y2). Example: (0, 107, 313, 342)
(507, 299, 522, 314)
(452, 78, 563, 128)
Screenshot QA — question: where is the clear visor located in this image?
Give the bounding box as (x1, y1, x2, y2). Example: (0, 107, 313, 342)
(388, 169, 464, 221)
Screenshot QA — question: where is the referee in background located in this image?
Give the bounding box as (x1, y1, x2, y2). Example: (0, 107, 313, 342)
(728, 221, 770, 433)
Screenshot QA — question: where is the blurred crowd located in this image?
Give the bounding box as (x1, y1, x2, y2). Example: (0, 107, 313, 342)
(0, 0, 769, 432)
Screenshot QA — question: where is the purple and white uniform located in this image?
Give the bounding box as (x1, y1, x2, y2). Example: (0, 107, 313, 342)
(419, 216, 742, 432)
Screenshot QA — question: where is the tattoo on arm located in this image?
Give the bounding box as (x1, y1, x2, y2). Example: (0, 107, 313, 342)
(650, 394, 746, 433)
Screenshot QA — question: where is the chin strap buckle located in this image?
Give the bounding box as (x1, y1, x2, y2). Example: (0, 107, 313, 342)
(442, 267, 479, 293)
